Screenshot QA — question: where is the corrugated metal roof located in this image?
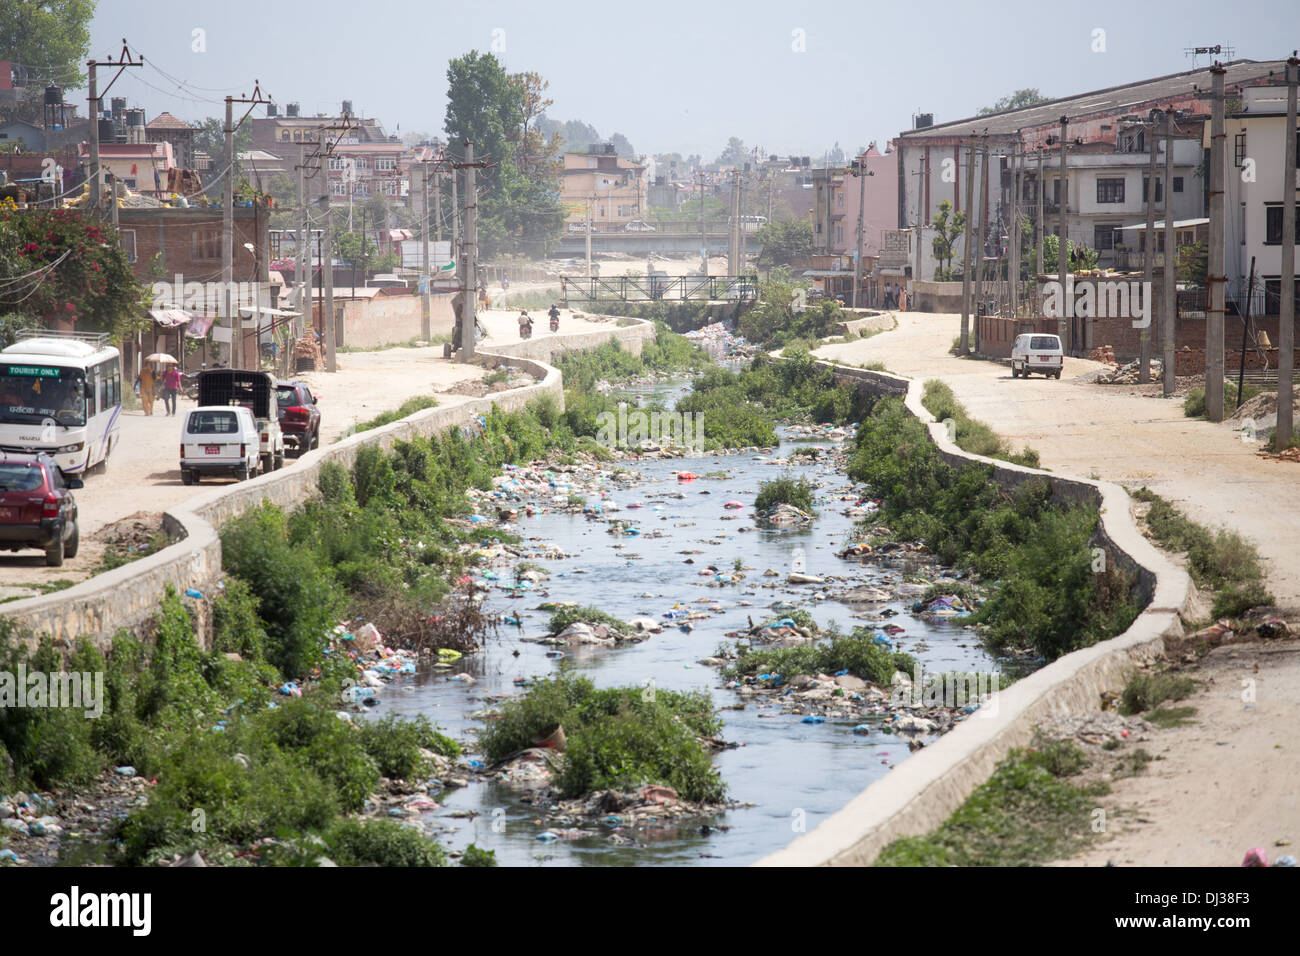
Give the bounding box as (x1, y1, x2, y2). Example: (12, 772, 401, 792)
(900, 59, 1287, 139)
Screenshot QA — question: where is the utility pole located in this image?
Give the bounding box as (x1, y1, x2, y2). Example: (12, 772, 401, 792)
(1036, 146, 1044, 280)
(451, 166, 459, 266)
(728, 172, 740, 275)
(959, 143, 975, 353)
(699, 172, 708, 275)
(460, 141, 479, 361)
(585, 196, 593, 278)
(322, 171, 336, 374)
(86, 41, 142, 214)
(1141, 112, 1157, 384)
(1010, 140, 1021, 318)
(976, 137, 990, 348)
(296, 144, 308, 352)
(852, 153, 867, 309)
(1057, 116, 1069, 348)
(433, 164, 442, 242)
(223, 82, 272, 369)
(421, 161, 431, 340)
(1162, 110, 1177, 397)
(1205, 64, 1227, 422)
(1278, 55, 1299, 446)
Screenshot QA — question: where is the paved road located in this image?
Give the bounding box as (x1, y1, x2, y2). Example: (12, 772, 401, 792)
(816, 311, 1300, 607)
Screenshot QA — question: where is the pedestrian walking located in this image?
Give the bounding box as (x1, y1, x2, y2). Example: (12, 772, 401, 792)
(139, 363, 156, 416)
(162, 365, 181, 416)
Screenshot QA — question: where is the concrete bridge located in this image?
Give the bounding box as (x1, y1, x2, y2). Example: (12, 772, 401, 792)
(554, 230, 757, 257)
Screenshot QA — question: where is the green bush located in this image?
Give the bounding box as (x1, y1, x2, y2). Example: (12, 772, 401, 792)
(755, 476, 816, 514)
(547, 605, 627, 636)
(1119, 671, 1196, 715)
(478, 673, 725, 803)
(725, 629, 916, 686)
(219, 504, 341, 679)
(356, 714, 457, 779)
(324, 818, 447, 867)
(460, 843, 498, 867)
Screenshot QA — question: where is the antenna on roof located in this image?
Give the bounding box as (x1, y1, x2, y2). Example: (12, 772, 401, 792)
(1184, 43, 1234, 68)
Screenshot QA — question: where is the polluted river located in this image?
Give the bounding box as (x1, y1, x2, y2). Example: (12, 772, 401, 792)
(365, 376, 1001, 866)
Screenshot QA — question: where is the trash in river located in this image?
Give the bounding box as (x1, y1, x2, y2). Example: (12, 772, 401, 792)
(762, 503, 813, 528)
(1242, 847, 1269, 867)
(1190, 619, 1234, 644)
(1255, 617, 1289, 640)
(115, 766, 137, 777)
(801, 716, 825, 724)
(723, 500, 743, 509)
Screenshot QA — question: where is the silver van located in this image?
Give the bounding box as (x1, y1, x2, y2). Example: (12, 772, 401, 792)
(1011, 333, 1063, 379)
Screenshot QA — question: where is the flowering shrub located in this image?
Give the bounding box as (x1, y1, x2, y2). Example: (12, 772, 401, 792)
(0, 206, 145, 339)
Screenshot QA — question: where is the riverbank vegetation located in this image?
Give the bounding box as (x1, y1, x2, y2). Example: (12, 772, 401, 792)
(848, 397, 1140, 661)
(754, 476, 816, 514)
(1129, 487, 1273, 618)
(921, 381, 1040, 467)
(874, 739, 1109, 866)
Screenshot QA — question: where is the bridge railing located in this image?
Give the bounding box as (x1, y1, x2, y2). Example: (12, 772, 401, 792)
(560, 274, 760, 302)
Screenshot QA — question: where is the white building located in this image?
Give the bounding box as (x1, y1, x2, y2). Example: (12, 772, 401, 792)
(894, 60, 1287, 278)
(1219, 82, 1300, 317)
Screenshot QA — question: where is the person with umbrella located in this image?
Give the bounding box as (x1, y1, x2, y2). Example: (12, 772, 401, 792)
(161, 361, 182, 416)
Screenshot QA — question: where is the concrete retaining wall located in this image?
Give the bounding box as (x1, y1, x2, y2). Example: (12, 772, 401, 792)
(756, 361, 1193, 867)
(1, 318, 652, 649)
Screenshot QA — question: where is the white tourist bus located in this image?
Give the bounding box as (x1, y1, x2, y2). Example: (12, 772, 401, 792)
(0, 330, 123, 475)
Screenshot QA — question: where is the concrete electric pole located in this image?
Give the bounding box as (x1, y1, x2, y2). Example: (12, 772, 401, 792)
(1277, 55, 1299, 446)
(460, 142, 478, 361)
(1141, 112, 1157, 384)
(1058, 116, 1069, 348)
(1206, 64, 1227, 422)
(1163, 110, 1177, 398)
(959, 144, 975, 353)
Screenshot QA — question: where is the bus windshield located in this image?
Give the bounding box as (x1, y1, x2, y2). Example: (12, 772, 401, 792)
(0, 364, 86, 426)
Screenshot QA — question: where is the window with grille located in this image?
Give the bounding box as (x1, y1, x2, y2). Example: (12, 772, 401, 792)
(1094, 225, 1119, 251)
(1097, 178, 1125, 203)
(190, 228, 221, 260)
(1265, 205, 1300, 244)
(1234, 133, 1246, 168)
(1142, 177, 1163, 203)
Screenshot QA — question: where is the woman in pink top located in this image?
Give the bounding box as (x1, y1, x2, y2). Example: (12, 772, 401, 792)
(162, 365, 182, 416)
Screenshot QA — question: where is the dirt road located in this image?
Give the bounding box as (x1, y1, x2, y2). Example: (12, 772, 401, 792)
(815, 311, 1300, 606)
(0, 309, 622, 596)
(816, 311, 1300, 866)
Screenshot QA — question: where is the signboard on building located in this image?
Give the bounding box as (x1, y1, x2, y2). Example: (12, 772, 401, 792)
(880, 229, 911, 268)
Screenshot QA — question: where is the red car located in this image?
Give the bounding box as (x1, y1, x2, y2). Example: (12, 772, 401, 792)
(0, 452, 83, 567)
(276, 380, 321, 455)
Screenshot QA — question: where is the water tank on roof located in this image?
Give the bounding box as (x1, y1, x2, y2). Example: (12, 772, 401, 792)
(97, 118, 116, 144)
(266, 102, 278, 117)
(914, 113, 934, 129)
(44, 84, 63, 105)
(342, 99, 353, 116)
(111, 97, 125, 121)
(286, 103, 300, 117)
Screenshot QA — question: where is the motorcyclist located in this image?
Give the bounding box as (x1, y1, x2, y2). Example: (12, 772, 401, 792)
(502, 272, 510, 291)
(517, 309, 533, 339)
(548, 303, 560, 332)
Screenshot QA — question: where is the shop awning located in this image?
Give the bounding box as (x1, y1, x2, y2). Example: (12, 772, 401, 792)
(149, 308, 191, 328)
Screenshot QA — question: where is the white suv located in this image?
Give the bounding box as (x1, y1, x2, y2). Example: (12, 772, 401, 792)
(1011, 333, 1063, 379)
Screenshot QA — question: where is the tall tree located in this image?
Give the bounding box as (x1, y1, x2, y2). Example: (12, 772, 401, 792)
(443, 51, 563, 259)
(930, 200, 966, 278)
(716, 137, 748, 167)
(978, 88, 1050, 116)
(0, 0, 95, 123)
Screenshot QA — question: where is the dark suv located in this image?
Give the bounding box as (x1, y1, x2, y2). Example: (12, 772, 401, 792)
(0, 453, 83, 567)
(276, 380, 321, 455)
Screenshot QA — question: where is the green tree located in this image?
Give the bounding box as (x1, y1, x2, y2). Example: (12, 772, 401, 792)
(978, 89, 1050, 116)
(1176, 240, 1208, 287)
(755, 218, 812, 267)
(1038, 234, 1099, 273)
(0, 0, 94, 123)
(930, 200, 966, 279)
(193, 118, 253, 166)
(443, 51, 563, 259)
(716, 137, 748, 167)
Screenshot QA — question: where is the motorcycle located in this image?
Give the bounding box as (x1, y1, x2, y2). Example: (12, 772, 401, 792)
(519, 320, 533, 340)
(548, 311, 560, 333)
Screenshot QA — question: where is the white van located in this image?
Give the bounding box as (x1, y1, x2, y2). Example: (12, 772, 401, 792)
(179, 406, 261, 484)
(1011, 333, 1064, 379)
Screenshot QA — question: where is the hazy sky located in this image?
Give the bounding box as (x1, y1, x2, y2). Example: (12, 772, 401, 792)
(79, 0, 1300, 160)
